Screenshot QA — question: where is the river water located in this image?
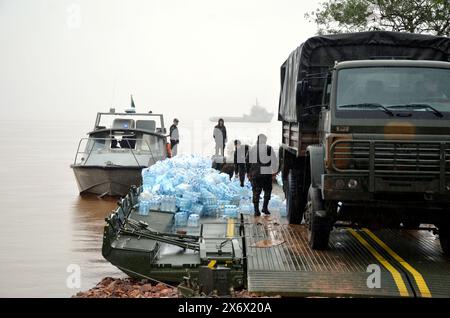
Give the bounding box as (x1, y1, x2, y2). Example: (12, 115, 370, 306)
(0, 119, 122, 297)
(0, 118, 281, 297)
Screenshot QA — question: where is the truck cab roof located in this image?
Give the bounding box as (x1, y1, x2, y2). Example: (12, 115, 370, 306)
(335, 59, 450, 70)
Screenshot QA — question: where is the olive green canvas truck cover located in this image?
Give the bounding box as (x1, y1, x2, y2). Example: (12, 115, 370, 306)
(279, 31, 450, 124)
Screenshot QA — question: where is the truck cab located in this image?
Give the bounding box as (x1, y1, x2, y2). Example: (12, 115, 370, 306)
(278, 32, 450, 254)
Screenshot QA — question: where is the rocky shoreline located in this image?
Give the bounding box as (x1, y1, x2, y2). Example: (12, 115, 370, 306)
(74, 277, 268, 298)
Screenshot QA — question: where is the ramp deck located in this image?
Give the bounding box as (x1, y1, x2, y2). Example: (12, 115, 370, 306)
(244, 215, 450, 298)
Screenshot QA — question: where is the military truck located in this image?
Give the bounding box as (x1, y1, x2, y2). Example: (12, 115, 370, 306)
(278, 31, 450, 253)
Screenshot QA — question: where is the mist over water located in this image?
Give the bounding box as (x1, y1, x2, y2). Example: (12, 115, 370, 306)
(0, 0, 320, 297)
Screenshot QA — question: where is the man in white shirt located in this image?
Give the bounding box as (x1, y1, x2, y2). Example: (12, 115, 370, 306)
(169, 118, 179, 156)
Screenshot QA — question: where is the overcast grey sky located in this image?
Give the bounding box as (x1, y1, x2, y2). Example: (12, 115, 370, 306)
(0, 0, 321, 123)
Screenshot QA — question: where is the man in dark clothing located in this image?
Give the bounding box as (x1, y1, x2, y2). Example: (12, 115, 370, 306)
(169, 118, 179, 156)
(233, 139, 249, 187)
(213, 118, 227, 156)
(248, 134, 278, 217)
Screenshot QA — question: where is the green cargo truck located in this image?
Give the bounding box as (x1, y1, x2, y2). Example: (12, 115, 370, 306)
(278, 31, 450, 253)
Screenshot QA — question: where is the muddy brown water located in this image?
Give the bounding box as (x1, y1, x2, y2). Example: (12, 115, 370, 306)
(0, 120, 124, 297)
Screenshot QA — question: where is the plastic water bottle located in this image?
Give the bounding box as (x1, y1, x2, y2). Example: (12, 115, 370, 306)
(174, 212, 188, 227)
(138, 201, 149, 216)
(238, 199, 252, 215)
(224, 205, 238, 218)
(167, 196, 177, 212)
(187, 214, 200, 227)
(280, 200, 287, 217)
(179, 197, 191, 211)
(148, 197, 160, 211)
(191, 204, 204, 216)
(269, 196, 282, 211)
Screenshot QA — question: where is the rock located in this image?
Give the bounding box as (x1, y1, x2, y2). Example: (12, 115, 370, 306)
(154, 283, 166, 291)
(73, 277, 179, 298)
(160, 288, 171, 296)
(73, 277, 274, 298)
(129, 289, 141, 298)
(106, 281, 117, 291)
(140, 284, 153, 292)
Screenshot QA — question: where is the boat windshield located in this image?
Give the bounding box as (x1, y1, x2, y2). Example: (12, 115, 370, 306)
(74, 134, 166, 166)
(336, 67, 450, 119)
(94, 112, 165, 133)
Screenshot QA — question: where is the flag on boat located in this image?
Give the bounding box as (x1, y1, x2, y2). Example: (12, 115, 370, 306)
(131, 95, 136, 108)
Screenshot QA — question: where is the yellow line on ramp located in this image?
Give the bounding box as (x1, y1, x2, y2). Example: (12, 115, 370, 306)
(363, 228, 431, 298)
(348, 229, 409, 297)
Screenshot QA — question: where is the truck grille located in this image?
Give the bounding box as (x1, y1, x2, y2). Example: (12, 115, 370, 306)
(331, 140, 450, 174)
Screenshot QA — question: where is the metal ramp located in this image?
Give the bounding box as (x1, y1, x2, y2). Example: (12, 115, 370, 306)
(244, 216, 450, 297)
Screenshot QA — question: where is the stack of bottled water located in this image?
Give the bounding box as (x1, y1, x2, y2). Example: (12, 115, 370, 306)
(174, 211, 188, 227)
(139, 155, 260, 222)
(187, 214, 200, 227)
(159, 196, 177, 212)
(190, 203, 204, 216)
(223, 205, 239, 218)
(138, 191, 156, 215)
(238, 198, 253, 215)
(139, 201, 150, 216)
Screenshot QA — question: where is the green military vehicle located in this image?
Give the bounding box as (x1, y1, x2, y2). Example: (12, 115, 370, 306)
(278, 31, 450, 253)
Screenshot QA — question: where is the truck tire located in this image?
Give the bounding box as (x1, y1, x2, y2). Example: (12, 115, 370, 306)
(287, 169, 303, 224)
(304, 185, 323, 230)
(439, 223, 450, 256)
(306, 186, 331, 250)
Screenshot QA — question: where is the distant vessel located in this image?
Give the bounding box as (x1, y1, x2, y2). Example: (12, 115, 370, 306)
(210, 99, 273, 123)
(70, 102, 169, 197)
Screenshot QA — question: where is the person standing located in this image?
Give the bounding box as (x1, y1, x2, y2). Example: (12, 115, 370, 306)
(233, 140, 249, 187)
(169, 118, 179, 156)
(213, 118, 227, 157)
(248, 134, 278, 217)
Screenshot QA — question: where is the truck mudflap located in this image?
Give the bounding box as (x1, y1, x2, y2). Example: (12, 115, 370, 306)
(244, 216, 450, 297)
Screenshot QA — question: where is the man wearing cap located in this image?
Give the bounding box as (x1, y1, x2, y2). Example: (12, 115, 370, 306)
(248, 134, 278, 216)
(233, 139, 250, 187)
(169, 118, 180, 156)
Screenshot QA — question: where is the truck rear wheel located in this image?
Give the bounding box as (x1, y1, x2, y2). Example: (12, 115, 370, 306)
(439, 223, 450, 256)
(286, 169, 303, 224)
(306, 186, 331, 250)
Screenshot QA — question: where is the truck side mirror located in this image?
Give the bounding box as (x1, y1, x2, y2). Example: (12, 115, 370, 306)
(296, 80, 309, 107)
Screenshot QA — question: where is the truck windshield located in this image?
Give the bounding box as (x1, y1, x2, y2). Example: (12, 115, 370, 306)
(336, 67, 450, 118)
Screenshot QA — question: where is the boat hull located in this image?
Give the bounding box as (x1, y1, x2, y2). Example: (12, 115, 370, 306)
(71, 165, 143, 196)
(102, 188, 245, 288)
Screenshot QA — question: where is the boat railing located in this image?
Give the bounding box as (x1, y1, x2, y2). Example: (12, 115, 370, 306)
(73, 137, 159, 167)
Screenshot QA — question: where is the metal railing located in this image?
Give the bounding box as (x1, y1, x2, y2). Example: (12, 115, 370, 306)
(73, 137, 160, 167)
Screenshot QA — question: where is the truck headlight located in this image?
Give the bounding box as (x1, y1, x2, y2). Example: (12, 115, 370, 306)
(335, 179, 345, 189)
(348, 179, 358, 189)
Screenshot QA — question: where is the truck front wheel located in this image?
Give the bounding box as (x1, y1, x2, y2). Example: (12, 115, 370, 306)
(287, 169, 303, 224)
(306, 186, 332, 250)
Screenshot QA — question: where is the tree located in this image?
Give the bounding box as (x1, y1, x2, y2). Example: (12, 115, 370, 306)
(305, 0, 450, 36)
